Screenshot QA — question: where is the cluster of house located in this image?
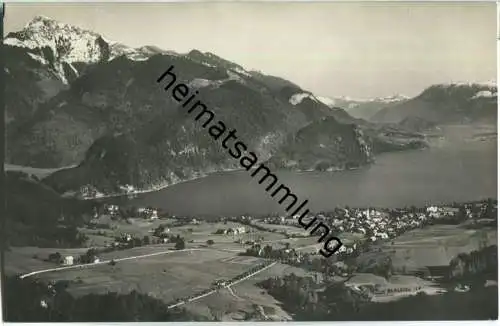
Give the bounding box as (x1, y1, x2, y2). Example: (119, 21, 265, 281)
(262, 215, 290, 225)
(229, 201, 496, 260)
(343, 273, 449, 301)
(78, 184, 137, 199)
(79, 185, 105, 199)
(99, 204, 161, 220)
(305, 202, 493, 245)
(215, 226, 247, 235)
(137, 207, 159, 219)
(60, 254, 100, 266)
(348, 282, 440, 301)
(116, 233, 133, 244)
(106, 204, 120, 216)
(119, 184, 136, 193)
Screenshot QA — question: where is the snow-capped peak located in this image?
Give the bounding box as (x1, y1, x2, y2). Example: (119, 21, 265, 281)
(436, 81, 497, 89)
(471, 90, 497, 99)
(4, 15, 175, 83)
(372, 94, 410, 103)
(5, 16, 110, 83)
(315, 96, 337, 108)
(289, 92, 320, 106)
(328, 94, 409, 104)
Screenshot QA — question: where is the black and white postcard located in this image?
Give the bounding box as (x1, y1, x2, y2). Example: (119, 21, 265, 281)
(2, 2, 498, 322)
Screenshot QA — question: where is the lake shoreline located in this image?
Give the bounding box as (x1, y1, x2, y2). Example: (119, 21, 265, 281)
(86, 164, 373, 202)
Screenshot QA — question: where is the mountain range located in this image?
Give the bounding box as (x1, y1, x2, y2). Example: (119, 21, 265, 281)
(321, 83, 497, 125)
(370, 82, 497, 124)
(4, 16, 495, 197)
(320, 95, 411, 120)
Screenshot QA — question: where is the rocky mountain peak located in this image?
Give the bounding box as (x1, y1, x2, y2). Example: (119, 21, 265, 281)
(4, 16, 177, 85)
(7, 15, 103, 52)
(5, 16, 111, 84)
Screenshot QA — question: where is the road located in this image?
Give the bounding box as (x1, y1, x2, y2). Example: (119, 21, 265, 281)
(226, 286, 243, 300)
(19, 241, 318, 280)
(17, 242, 304, 314)
(19, 248, 209, 279)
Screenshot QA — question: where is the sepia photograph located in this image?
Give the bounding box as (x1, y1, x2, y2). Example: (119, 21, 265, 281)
(1, 1, 498, 322)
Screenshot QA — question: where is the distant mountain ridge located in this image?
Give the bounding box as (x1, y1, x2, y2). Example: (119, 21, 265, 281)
(371, 82, 497, 124)
(316, 94, 410, 120)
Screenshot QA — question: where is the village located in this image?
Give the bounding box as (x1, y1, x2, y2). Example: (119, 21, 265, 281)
(29, 198, 496, 307)
(51, 199, 496, 261)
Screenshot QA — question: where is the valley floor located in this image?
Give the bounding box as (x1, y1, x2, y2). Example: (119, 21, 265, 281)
(4, 201, 497, 321)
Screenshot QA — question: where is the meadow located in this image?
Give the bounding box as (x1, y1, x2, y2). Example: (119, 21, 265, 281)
(356, 224, 497, 272)
(184, 262, 313, 321)
(26, 249, 266, 304)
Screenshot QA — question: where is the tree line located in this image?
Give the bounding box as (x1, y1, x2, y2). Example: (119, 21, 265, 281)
(5, 171, 94, 248)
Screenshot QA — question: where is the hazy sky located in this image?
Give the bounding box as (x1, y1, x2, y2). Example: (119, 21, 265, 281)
(5, 2, 498, 98)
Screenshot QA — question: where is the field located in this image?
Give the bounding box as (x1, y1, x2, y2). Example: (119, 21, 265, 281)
(253, 222, 309, 236)
(356, 224, 497, 272)
(5, 229, 314, 322)
(9, 217, 491, 320)
(184, 262, 313, 321)
(81, 217, 288, 248)
(4, 164, 75, 179)
(16, 248, 267, 304)
(4, 247, 91, 275)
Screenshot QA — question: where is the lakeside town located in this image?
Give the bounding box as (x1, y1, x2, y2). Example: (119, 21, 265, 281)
(3, 3, 497, 322)
(7, 196, 496, 319)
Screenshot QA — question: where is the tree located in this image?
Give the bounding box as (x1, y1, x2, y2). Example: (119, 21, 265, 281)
(132, 237, 143, 247)
(81, 248, 98, 264)
(48, 252, 62, 263)
(153, 225, 165, 237)
(263, 245, 273, 258)
(175, 237, 186, 250)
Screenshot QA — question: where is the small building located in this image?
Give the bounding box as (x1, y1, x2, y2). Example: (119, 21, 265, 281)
(106, 204, 119, 215)
(442, 207, 459, 216)
(375, 232, 389, 239)
(138, 207, 159, 219)
(118, 233, 132, 242)
(119, 184, 135, 193)
(150, 210, 159, 219)
(63, 256, 74, 266)
(426, 206, 439, 213)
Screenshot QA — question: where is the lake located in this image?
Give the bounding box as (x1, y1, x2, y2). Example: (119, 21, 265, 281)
(123, 125, 497, 217)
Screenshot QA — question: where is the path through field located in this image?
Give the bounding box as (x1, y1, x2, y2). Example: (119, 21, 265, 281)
(166, 261, 277, 309)
(226, 286, 244, 300)
(19, 240, 317, 280)
(18, 248, 210, 279)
